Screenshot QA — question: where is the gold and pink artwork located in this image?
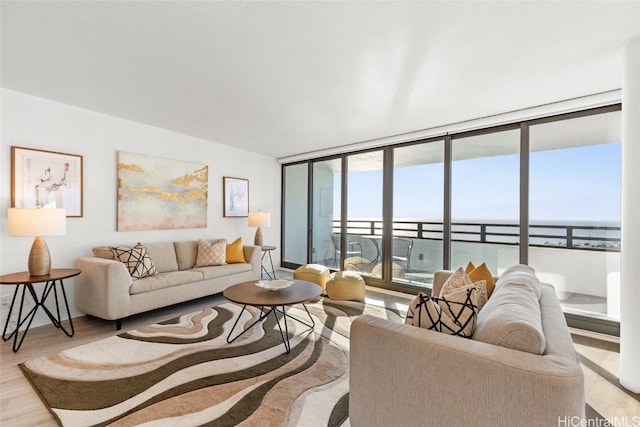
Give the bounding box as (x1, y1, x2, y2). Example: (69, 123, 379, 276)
(117, 151, 208, 231)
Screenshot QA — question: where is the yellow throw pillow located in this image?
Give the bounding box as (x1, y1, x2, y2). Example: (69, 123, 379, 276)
(468, 262, 496, 297)
(465, 261, 476, 274)
(226, 237, 246, 264)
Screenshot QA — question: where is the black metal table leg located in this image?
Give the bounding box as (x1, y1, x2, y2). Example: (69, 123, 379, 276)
(2, 278, 76, 352)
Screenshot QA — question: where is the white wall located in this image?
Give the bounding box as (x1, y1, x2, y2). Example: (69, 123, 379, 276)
(0, 89, 282, 329)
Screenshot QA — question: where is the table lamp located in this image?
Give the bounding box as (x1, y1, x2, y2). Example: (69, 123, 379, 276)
(7, 207, 66, 276)
(248, 211, 270, 246)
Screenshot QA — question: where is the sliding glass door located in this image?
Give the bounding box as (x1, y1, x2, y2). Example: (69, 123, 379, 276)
(528, 110, 621, 319)
(346, 151, 384, 276)
(282, 163, 308, 267)
(450, 129, 520, 275)
(311, 158, 342, 268)
(392, 141, 444, 286)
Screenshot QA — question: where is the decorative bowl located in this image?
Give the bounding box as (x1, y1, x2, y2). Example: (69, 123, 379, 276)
(256, 279, 294, 291)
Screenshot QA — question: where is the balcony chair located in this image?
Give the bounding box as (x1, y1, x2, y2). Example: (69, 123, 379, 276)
(331, 233, 364, 267)
(392, 237, 413, 273)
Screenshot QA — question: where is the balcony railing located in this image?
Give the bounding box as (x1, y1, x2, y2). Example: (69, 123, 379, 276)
(332, 219, 621, 252)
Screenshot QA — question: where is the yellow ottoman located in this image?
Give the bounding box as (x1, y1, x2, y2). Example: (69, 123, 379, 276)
(326, 271, 366, 301)
(293, 264, 331, 291)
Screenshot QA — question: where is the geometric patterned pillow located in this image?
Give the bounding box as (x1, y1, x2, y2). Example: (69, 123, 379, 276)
(440, 266, 489, 310)
(109, 244, 157, 279)
(194, 239, 227, 267)
(405, 287, 479, 338)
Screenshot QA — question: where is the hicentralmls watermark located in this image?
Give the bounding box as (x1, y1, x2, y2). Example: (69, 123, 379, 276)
(558, 416, 640, 427)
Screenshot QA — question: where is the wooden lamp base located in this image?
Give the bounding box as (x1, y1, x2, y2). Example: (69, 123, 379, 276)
(28, 236, 52, 276)
(254, 227, 263, 247)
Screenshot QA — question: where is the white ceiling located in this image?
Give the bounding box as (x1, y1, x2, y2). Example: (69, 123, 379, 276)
(2, 1, 639, 160)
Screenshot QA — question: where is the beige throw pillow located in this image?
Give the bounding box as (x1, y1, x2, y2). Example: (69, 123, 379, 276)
(440, 266, 489, 310)
(194, 239, 226, 267)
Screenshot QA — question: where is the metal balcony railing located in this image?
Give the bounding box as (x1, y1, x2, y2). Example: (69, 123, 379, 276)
(332, 219, 621, 252)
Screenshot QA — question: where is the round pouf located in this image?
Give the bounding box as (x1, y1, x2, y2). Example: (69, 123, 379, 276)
(293, 264, 331, 291)
(344, 256, 372, 273)
(326, 271, 366, 301)
(371, 262, 405, 279)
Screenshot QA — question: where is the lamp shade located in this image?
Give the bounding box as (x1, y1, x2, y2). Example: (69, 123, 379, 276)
(8, 208, 66, 237)
(248, 212, 271, 228)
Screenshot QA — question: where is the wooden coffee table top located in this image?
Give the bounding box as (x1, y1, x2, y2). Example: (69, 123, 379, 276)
(224, 279, 322, 307)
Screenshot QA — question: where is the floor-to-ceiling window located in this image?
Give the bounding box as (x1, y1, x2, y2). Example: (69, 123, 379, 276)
(282, 163, 308, 267)
(528, 109, 621, 320)
(345, 151, 384, 276)
(311, 158, 342, 268)
(450, 129, 521, 274)
(392, 140, 444, 285)
(281, 104, 621, 332)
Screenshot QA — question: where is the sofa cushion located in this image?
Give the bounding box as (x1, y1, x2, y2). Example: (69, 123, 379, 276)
(406, 287, 478, 337)
(195, 239, 226, 267)
(144, 242, 179, 273)
(472, 264, 545, 354)
(110, 244, 157, 279)
(191, 263, 252, 280)
(174, 240, 198, 270)
(440, 267, 488, 310)
(129, 270, 205, 295)
(226, 237, 246, 263)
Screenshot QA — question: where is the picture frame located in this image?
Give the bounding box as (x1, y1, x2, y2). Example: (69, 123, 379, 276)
(117, 151, 208, 231)
(11, 146, 84, 217)
(223, 176, 249, 217)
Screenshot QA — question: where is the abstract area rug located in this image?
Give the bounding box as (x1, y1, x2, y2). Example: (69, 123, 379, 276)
(20, 298, 405, 426)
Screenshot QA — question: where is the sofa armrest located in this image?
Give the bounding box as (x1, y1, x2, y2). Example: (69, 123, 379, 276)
(243, 245, 261, 280)
(349, 315, 584, 427)
(75, 256, 133, 320)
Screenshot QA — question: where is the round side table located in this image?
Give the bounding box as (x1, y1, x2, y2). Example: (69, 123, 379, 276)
(260, 245, 277, 279)
(1, 268, 80, 352)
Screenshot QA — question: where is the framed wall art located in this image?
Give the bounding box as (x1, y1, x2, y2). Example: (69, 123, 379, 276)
(11, 146, 84, 217)
(223, 177, 249, 217)
(117, 151, 209, 231)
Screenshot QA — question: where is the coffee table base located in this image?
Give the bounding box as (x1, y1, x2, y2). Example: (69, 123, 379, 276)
(226, 303, 315, 354)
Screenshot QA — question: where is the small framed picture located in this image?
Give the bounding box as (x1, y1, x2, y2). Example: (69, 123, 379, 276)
(11, 146, 84, 217)
(223, 177, 249, 217)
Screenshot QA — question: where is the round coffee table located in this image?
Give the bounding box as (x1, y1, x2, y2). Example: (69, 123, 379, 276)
(223, 279, 322, 353)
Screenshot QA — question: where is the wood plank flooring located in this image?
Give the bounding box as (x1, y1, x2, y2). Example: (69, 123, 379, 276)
(1, 285, 638, 426)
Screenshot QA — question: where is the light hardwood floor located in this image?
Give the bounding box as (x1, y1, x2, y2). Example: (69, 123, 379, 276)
(1, 286, 638, 426)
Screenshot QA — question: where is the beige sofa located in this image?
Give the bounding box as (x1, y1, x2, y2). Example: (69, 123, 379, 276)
(75, 240, 261, 329)
(350, 266, 585, 427)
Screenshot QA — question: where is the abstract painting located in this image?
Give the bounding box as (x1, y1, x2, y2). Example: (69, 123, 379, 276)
(117, 151, 208, 231)
(11, 146, 84, 217)
(223, 177, 249, 217)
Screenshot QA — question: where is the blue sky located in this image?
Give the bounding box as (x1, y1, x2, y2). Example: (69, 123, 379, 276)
(340, 142, 621, 224)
